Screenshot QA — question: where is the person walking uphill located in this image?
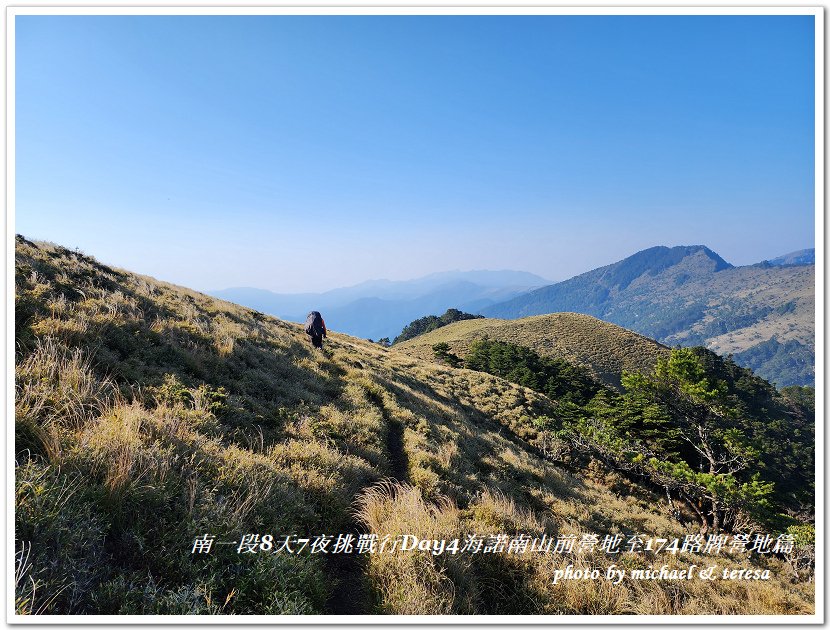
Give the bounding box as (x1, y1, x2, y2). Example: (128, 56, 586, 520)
(305, 311, 327, 350)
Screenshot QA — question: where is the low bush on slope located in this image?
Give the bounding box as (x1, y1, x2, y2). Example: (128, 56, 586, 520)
(392, 308, 484, 345)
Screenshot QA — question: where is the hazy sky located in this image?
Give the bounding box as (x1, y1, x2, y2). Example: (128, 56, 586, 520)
(15, 14, 815, 293)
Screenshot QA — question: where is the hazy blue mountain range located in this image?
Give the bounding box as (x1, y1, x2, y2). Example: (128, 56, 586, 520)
(482, 246, 815, 387)
(211, 270, 550, 341)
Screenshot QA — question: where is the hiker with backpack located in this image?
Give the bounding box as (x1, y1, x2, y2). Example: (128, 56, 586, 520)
(305, 311, 327, 350)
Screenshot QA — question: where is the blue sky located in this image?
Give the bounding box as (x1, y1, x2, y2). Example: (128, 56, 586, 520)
(15, 14, 816, 292)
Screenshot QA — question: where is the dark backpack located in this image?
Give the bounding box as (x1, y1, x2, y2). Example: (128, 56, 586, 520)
(305, 311, 323, 336)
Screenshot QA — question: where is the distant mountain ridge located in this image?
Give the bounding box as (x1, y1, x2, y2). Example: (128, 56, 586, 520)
(211, 270, 550, 341)
(765, 248, 815, 266)
(482, 245, 814, 387)
(482, 246, 732, 323)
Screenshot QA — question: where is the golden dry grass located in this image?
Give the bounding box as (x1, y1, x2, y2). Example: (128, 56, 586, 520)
(393, 313, 669, 387)
(14, 236, 813, 616)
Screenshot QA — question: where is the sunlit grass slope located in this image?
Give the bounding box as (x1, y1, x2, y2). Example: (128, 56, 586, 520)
(393, 313, 669, 388)
(15, 237, 811, 615)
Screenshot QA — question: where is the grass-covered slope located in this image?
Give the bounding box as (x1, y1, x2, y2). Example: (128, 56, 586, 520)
(14, 237, 812, 615)
(393, 313, 669, 388)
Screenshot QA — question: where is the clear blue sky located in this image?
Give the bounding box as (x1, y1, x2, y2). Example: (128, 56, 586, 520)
(15, 14, 816, 293)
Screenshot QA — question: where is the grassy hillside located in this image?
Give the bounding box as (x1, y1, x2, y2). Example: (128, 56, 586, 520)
(392, 308, 483, 344)
(393, 313, 669, 388)
(14, 237, 812, 616)
(481, 246, 815, 387)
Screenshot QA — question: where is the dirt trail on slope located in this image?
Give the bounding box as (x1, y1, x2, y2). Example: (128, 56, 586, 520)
(385, 417, 410, 483)
(324, 389, 410, 614)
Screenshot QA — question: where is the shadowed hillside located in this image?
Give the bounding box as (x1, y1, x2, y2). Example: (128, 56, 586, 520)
(393, 313, 669, 389)
(14, 237, 813, 616)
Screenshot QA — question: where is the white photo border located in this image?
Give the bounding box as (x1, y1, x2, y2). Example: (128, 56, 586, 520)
(4, 3, 824, 626)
